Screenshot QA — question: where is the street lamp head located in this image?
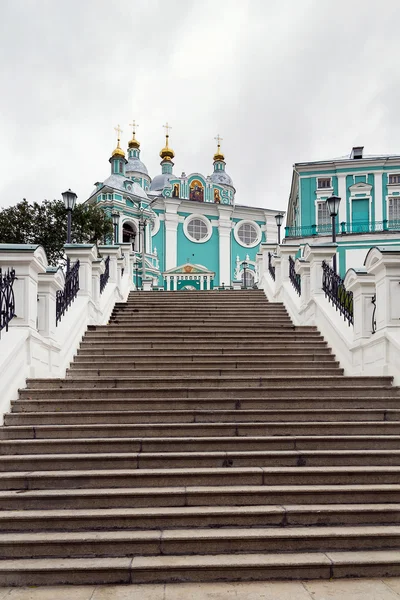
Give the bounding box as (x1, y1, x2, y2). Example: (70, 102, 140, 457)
(62, 189, 77, 211)
(326, 195, 341, 217)
(242, 261, 248, 269)
(111, 211, 120, 226)
(274, 213, 284, 227)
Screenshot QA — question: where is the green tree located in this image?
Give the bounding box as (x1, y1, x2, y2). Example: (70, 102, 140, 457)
(0, 199, 113, 265)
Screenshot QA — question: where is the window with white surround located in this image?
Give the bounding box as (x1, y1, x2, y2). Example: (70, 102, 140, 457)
(389, 174, 400, 185)
(183, 215, 212, 243)
(234, 221, 261, 248)
(388, 197, 400, 221)
(317, 201, 331, 226)
(317, 177, 331, 189)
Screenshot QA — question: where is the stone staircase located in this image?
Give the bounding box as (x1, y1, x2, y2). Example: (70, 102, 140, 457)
(1, 289, 400, 585)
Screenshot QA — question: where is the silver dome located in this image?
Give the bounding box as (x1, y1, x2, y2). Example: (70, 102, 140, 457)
(150, 173, 173, 192)
(210, 171, 234, 186)
(126, 156, 149, 177)
(101, 174, 148, 200)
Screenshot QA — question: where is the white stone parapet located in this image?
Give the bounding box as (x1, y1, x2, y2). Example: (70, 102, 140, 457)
(257, 242, 400, 384)
(0, 243, 133, 422)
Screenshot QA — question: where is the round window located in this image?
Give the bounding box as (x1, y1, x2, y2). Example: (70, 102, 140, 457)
(237, 222, 258, 246)
(187, 218, 208, 241)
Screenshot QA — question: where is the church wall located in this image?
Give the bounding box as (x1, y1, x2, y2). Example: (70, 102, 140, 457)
(176, 223, 220, 285)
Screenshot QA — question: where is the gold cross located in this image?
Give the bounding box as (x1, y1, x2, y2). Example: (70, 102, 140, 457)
(114, 124, 122, 142)
(130, 120, 139, 135)
(214, 134, 223, 148)
(163, 122, 172, 136)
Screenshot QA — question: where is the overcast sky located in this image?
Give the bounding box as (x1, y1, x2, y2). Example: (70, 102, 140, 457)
(0, 0, 399, 212)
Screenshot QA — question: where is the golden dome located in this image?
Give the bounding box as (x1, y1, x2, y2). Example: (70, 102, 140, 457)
(112, 143, 125, 158)
(213, 134, 225, 162)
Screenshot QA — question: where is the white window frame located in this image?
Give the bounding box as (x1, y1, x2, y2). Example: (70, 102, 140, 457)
(388, 174, 400, 185)
(234, 220, 262, 248)
(183, 214, 212, 244)
(317, 177, 332, 189)
(388, 197, 400, 222)
(316, 201, 331, 227)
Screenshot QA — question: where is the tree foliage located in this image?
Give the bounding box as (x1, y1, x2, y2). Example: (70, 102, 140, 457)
(0, 199, 113, 265)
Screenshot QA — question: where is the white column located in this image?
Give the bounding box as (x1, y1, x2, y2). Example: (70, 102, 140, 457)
(277, 244, 300, 287)
(0, 245, 48, 330)
(97, 245, 121, 284)
(374, 172, 383, 223)
(91, 259, 105, 308)
(344, 269, 376, 340)
(173, 276, 177, 291)
(365, 247, 400, 331)
(295, 258, 311, 311)
(165, 200, 181, 270)
(37, 269, 64, 338)
(303, 244, 338, 296)
(217, 205, 233, 285)
(338, 174, 347, 224)
(64, 244, 97, 297)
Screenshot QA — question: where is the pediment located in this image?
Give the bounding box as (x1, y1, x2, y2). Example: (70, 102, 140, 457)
(163, 262, 214, 275)
(349, 182, 372, 194)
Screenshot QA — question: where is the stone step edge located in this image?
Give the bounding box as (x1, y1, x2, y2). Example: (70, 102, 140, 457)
(2, 551, 400, 586)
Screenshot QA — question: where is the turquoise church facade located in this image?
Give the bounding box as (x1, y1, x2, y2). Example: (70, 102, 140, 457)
(86, 125, 280, 289)
(285, 146, 400, 276)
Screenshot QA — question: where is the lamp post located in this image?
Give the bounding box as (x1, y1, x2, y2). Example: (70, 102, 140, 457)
(111, 211, 120, 244)
(242, 260, 248, 289)
(275, 213, 284, 245)
(134, 260, 139, 290)
(326, 195, 341, 273)
(61, 188, 77, 272)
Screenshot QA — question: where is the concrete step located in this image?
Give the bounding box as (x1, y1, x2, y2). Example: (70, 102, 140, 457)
(81, 332, 323, 340)
(2, 504, 400, 532)
(4, 435, 400, 455)
(18, 385, 399, 400)
(15, 397, 395, 413)
(76, 344, 333, 355)
(1, 525, 400, 560)
(2, 484, 400, 510)
(4, 449, 400, 471)
(5, 408, 397, 425)
(71, 356, 339, 367)
(6, 421, 400, 440)
(66, 367, 344, 378)
(24, 375, 394, 390)
(3, 466, 400, 490)
(4, 550, 400, 586)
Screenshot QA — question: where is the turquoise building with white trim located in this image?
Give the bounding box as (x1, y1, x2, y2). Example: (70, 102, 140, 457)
(285, 146, 400, 276)
(87, 125, 280, 289)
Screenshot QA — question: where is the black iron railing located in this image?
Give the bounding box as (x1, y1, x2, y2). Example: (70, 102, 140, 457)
(56, 260, 80, 325)
(100, 256, 110, 294)
(268, 252, 275, 281)
(322, 261, 353, 326)
(289, 255, 301, 296)
(0, 268, 17, 337)
(371, 293, 377, 334)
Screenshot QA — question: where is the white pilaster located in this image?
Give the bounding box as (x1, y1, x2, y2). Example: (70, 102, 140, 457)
(303, 243, 338, 296)
(374, 172, 383, 222)
(164, 199, 181, 271)
(337, 174, 347, 224)
(217, 205, 233, 285)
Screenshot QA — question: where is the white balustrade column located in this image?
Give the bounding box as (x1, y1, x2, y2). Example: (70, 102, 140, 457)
(97, 245, 121, 285)
(295, 258, 311, 310)
(64, 244, 97, 297)
(344, 269, 376, 340)
(303, 244, 338, 296)
(277, 244, 301, 288)
(37, 268, 64, 338)
(120, 243, 133, 282)
(91, 259, 105, 308)
(365, 247, 400, 331)
(0, 245, 48, 330)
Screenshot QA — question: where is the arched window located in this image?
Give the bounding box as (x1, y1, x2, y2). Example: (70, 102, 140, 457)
(241, 269, 255, 288)
(122, 222, 138, 249)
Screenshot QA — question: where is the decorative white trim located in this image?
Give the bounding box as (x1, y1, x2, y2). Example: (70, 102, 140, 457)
(183, 214, 212, 244)
(233, 220, 262, 248)
(151, 213, 160, 236)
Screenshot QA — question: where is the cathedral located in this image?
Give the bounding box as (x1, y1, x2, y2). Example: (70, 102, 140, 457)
(86, 123, 280, 289)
